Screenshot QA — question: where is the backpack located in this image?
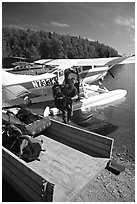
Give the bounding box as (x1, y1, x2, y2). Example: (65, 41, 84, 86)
(2, 111, 22, 125)
(19, 135, 43, 162)
(52, 85, 67, 111)
(2, 123, 23, 151)
(2, 109, 45, 162)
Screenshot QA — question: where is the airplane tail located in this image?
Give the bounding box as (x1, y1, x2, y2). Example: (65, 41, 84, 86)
(2, 69, 56, 86)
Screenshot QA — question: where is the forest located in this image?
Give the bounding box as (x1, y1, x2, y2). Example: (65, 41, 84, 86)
(2, 27, 120, 65)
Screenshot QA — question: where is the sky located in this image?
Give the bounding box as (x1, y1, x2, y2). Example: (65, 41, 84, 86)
(2, 1, 135, 55)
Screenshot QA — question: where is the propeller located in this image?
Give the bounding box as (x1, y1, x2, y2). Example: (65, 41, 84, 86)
(108, 70, 115, 78)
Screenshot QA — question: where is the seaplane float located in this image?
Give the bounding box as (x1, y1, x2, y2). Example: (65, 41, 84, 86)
(2, 56, 135, 111)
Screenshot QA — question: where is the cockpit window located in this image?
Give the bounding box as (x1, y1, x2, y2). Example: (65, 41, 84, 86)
(53, 71, 58, 76)
(48, 68, 58, 73)
(94, 65, 105, 68)
(83, 66, 92, 71)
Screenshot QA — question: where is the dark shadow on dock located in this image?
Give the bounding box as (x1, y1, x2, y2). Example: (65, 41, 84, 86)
(2, 178, 26, 202)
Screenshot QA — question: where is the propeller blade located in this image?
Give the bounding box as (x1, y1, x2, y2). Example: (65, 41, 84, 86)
(108, 70, 115, 78)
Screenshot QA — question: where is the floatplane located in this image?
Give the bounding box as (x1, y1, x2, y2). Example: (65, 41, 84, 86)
(2, 56, 135, 111)
(3, 56, 134, 202)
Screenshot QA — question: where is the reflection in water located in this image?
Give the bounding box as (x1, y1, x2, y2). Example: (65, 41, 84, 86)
(72, 107, 107, 128)
(72, 107, 118, 136)
(72, 100, 122, 134)
(92, 123, 118, 136)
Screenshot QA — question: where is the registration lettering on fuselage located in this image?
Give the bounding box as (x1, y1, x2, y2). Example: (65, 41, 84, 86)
(32, 77, 56, 88)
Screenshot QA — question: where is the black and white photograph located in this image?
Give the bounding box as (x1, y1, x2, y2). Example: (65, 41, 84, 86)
(2, 1, 135, 202)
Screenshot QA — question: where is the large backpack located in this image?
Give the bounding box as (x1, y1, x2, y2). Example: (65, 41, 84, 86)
(2, 123, 23, 151)
(2, 109, 47, 162)
(19, 135, 43, 162)
(2, 124, 43, 162)
(52, 84, 67, 111)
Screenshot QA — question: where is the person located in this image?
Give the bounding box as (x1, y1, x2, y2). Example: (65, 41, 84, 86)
(52, 78, 78, 124)
(98, 77, 109, 92)
(64, 68, 71, 84)
(64, 68, 80, 100)
(52, 81, 68, 123)
(62, 78, 78, 123)
(52, 81, 65, 110)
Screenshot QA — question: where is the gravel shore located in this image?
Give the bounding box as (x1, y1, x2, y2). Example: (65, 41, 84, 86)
(73, 151, 135, 202)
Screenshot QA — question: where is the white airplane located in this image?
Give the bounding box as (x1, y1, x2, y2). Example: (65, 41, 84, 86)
(37, 56, 135, 84)
(2, 56, 135, 110)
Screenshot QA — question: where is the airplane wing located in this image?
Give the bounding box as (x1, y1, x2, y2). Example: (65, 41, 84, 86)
(45, 56, 135, 69)
(34, 59, 53, 65)
(119, 56, 135, 64)
(45, 59, 79, 70)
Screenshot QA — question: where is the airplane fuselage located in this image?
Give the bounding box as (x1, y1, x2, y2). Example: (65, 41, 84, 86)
(16, 76, 56, 101)
(49, 65, 109, 85)
(2, 69, 57, 102)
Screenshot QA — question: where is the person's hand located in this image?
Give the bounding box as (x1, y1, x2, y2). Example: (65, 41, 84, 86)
(72, 95, 78, 102)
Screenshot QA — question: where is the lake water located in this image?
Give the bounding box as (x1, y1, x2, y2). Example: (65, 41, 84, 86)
(2, 63, 135, 201)
(72, 63, 135, 161)
(103, 63, 135, 160)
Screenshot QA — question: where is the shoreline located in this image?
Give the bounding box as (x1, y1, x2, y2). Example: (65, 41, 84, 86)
(73, 150, 135, 202)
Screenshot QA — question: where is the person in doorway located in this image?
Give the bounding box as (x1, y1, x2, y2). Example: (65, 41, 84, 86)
(98, 77, 109, 92)
(64, 68, 80, 100)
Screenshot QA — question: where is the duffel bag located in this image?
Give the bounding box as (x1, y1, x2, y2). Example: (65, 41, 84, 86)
(25, 117, 51, 137)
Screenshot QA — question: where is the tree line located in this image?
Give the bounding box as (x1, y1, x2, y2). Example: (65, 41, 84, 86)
(2, 27, 120, 63)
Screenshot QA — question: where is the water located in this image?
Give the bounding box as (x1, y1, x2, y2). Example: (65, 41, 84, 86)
(103, 64, 135, 159)
(73, 63, 135, 161)
(97, 64, 135, 159)
(2, 63, 135, 201)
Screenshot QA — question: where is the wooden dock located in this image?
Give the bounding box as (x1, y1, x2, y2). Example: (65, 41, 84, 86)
(2, 119, 114, 202)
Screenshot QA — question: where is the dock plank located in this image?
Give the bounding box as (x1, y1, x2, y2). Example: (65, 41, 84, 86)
(3, 118, 114, 202)
(28, 135, 109, 202)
